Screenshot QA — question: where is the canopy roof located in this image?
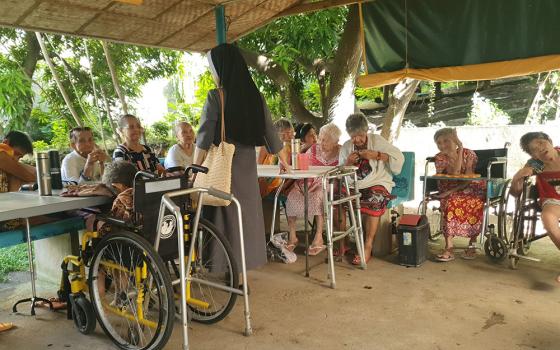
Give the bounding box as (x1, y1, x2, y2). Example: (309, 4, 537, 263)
(0, 0, 302, 52)
(359, 0, 560, 88)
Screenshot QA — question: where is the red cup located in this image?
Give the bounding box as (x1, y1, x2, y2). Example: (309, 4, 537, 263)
(298, 153, 309, 170)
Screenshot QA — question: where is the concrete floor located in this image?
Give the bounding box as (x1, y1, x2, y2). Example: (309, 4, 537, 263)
(1, 237, 559, 350)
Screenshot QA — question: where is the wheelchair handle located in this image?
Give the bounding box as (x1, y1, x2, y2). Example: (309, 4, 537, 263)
(135, 171, 157, 180)
(207, 187, 233, 201)
(186, 164, 209, 176)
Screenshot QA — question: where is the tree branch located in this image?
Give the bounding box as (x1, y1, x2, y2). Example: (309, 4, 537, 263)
(239, 47, 320, 124)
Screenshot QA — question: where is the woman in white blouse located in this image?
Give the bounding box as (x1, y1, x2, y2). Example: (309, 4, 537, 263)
(164, 121, 195, 170)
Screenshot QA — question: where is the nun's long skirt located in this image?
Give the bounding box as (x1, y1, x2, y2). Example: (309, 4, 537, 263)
(203, 143, 266, 271)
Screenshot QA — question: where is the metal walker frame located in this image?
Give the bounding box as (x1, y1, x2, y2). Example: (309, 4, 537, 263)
(156, 187, 252, 350)
(268, 166, 366, 288)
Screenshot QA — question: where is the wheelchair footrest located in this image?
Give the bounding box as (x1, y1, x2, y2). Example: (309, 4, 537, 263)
(509, 253, 541, 262)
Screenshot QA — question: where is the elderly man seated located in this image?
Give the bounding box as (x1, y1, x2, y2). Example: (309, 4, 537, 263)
(62, 127, 108, 185)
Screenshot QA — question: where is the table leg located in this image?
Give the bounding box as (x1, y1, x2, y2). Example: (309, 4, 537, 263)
(12, 218, 53, 315)
(304, 178, 309, 278)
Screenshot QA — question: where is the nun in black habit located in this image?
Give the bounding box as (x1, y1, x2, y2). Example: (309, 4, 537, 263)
(194, 43, 290, 270)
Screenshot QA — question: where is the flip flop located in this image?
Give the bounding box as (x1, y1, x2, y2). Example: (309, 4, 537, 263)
(308, 244, 326, 256)
(461, 248, 477, 260)
(435, 249, 455, 262)
(285, 240, 298, 252)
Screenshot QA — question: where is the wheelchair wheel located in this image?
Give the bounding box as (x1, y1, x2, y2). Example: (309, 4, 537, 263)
(508, 198, 538, 257)
(484, 235, 507, 263)
(497, 179, 515, 243)
(179, 218, 239, 324)
(72, 294, 96, 334)
(418, 200, 442, 241)
(88, 230, 174, 350)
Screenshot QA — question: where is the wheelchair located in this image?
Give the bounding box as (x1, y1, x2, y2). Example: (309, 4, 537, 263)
(507, 176, 549, 269)
(58, 166, 240, 350)
(419, 146, 516, 261)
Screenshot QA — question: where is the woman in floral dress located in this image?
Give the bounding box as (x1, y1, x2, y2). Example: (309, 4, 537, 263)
(285, 123, 341, 255)
(433, 128, 485, 262)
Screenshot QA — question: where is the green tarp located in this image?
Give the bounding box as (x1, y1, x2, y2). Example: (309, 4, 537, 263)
(360, 0, 560, 87)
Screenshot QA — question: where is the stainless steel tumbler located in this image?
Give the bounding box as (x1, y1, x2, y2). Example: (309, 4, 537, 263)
(36, 152, 52, 196)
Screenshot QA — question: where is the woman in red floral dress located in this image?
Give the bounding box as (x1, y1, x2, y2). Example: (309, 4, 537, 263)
(433, 128, 485, 262)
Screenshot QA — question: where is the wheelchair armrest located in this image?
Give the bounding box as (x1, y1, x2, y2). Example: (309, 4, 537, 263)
(95, 214, 134, 229)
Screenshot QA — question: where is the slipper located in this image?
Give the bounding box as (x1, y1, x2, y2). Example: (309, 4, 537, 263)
(352, 254, 371, 266)
(461, 248, 477, 260)
(308, 244, 326, 256)
(36, 297, 66, 311)
(0, 323, 14, 333)
(435, 249, 455, 262)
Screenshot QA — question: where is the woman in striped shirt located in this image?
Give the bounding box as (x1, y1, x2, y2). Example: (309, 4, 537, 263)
(113, 114, 165, 175)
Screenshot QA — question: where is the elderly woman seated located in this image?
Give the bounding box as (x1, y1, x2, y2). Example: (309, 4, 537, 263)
(339, 113, 404, 265)
(164, 121, 195, 171)
(432, 128, 485, 262)
(511, 132, 560, 282)
(285, 123, 341, 255)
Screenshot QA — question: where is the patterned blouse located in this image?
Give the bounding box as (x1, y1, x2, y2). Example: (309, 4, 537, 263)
(113, 144, 160, 173)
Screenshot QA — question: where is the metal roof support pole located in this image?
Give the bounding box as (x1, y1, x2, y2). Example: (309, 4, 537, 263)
(215, 5, 226, 45)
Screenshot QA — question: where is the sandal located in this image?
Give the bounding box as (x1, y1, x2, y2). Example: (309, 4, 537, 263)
(308, 244, 326, 256)
(435, 248, 455, 262)
(285, 239, 298, 252)
(0, 322, 14, 333)
(462, 247, 477, 260)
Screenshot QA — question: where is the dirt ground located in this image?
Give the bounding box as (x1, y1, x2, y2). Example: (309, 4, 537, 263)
(0, 237, 559, 350)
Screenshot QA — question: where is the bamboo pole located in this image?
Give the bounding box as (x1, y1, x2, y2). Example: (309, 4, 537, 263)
(101, 40, 128, 115)
(35, 32, 83, 127)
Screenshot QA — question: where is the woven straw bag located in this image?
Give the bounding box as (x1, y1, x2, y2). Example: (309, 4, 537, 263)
(193, 89, 235, 206)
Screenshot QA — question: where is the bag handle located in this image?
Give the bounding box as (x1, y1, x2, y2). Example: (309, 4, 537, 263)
(219, 88, 226, 142)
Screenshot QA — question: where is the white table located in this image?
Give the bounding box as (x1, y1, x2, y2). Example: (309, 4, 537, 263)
(0, 190, 111, 315)
(257, 165, 368, 284)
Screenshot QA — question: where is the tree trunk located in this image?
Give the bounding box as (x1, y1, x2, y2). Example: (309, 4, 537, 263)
(239, 48, 319, 125)
(101, 87, 122, 144)
(525, 72, 550, 124)
(35, 32, 84, 127)
(20, 31, 42, 125)
(381, 79, 420, 142)
(434, 82, 443, 99)
(240, 5, 362, 130)
(101, 41, 129, 115)
(324, 4, 362, 131)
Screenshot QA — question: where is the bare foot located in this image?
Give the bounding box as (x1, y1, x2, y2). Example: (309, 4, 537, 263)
(556, 274, 560, 284)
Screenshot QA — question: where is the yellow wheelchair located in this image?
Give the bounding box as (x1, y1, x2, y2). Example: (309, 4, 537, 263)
(58, 167, 241, 350)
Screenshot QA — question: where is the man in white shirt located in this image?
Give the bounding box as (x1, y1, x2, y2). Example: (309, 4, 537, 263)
(61, 127, 108, 184)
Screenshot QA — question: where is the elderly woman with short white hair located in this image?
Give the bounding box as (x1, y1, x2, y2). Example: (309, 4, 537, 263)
(285, 123, 342, 255)
(164, 121, 195, 170)
(339, 113, 404, 265)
